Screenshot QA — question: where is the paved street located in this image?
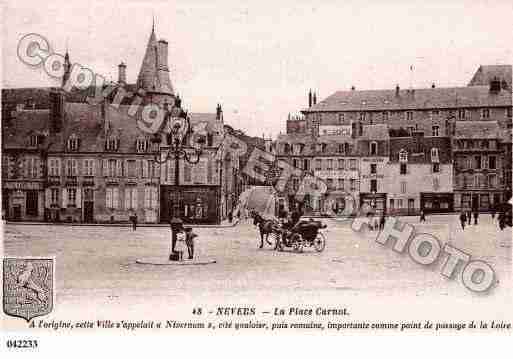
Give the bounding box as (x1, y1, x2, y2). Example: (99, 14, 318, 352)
(2, 214, 512, 325)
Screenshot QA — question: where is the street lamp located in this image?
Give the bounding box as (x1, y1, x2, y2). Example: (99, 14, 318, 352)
(151, 100, 205, 261)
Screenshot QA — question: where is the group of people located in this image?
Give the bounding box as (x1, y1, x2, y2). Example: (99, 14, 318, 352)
(458, 210, 480, 230)
(174, 226, 198, 261)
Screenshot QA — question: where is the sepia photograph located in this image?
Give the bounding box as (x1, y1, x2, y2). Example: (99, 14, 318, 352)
(1, 0, 512, 353)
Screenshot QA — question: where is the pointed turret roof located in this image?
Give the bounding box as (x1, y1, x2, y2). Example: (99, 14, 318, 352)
(136, 26, 174, 95)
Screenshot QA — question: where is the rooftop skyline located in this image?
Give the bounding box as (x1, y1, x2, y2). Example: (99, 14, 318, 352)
(2, 0, 513, 137)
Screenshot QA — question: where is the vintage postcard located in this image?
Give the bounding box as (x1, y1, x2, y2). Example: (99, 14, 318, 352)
(1, 0, 512, 352)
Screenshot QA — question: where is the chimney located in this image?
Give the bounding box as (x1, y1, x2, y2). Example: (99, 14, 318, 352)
(395, 84, 400, 96)
(118, 62, 127, 85)
(490, 76, 501, 93)
(308, 90, 312, 107)
(49, 90, 64, 133)
(313, 92, 317, 105)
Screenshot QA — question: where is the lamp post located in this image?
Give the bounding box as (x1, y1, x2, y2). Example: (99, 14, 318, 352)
(151, 100, 205, 260)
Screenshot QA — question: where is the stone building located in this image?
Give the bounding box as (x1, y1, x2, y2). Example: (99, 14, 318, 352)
(386, 134, 453, 215)
(452, 121, 505, 212)
(2, 25, 241, 224)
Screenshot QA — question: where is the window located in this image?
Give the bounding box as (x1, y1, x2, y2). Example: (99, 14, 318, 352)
(474, 175, 480, 188)
(49, 158, 60, 176)
(68, 188, 77, 206)
(106, 137, 119, 151)
(326, 178, 334, 190)
(315, 159, 322, 171)
(406, 111, 413, 121)
(50, 188, 59, 205)
(27, 157, 38, 178)
(401, 181, 407, 194)
(400, 163, 407, 175)
(399, 149, 408, 162)
(488, 174, 497, 188)
(184, 163, 192, 182)
(321, 143, 327, 153)
(382, 111, 389, 121)
(327, 159, 333, 171)
(508, 107, 512, 117)
(293, 158, 299, 168)
(370, 164, 377, 174)
(303, 159, 309, 171)
(359, 112, 366, 121)
(292, 178, 299, 191)
(488, 156, 496, 169)
(370, 141, 378, 156)
(432, 163, 440, 173)
(431, 110, 439, 118)
(338, 179, 344, 190)
(350, 179, 356, 191)
(481, 108, 490, 119)
(144, 186, 158, 208)
(338, 144, 344, 154)
(107, 159, 116, 177)
(431, 148, 439, 163)
(432, 126, 440, 137)
(474, 155, 482, 169)
(67, 135, 79, 151)
(350, 159, 357, 170)
(127, 160, 136, 178)
(407, 126, 415, 136)
(26, 190, 38, 216)
(458, 109, 466, 119)
(106, 187, 119, 209)
(338, 159, 345, 170)
(66, 159, 77, 176)
(125, 187, 138, 209)
(136, 139, 149, 153)
(84, 159, 94, 176)
(338, 113, 345, 123)
(389, 198, 395, 209)
(397, 199, 404, 208)
(370, 179, 377, 192)
(433, 178, 440, 190)
(29, 135, 39, 147)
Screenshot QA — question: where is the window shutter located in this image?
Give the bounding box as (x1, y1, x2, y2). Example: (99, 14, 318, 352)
(62, 188, 68, 207)
(45, 189, 51, 208)
(132, 188, 138, 209)
(106, 188, 112, 208)
(113, 188, 119, 209)
(125, 188, 130, 209)
(76, 188, 82, 208)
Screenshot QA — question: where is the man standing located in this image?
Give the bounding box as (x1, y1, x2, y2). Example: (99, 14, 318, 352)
(473, 210, 479, 225)
(459, 211, 467, 230)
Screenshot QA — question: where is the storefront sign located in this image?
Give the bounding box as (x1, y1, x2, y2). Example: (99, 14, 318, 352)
(3, 181, 43, 190)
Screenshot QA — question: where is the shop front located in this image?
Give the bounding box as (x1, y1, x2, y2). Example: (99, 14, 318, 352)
(160, 185, 220, 224)
(3, 181, 45, 221)
(359, 192, 387, 215)
(420, 193, 454, 214)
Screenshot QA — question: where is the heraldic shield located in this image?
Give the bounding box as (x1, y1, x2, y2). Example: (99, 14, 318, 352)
(3, 258, 54, 322)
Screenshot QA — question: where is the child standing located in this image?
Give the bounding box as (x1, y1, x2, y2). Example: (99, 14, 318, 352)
(184, 227, 198, 260)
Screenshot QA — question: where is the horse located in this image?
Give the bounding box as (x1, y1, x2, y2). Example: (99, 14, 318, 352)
(251, 211, 281, 249)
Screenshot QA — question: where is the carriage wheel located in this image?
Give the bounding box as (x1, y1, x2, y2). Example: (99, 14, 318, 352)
(314, 232, 326, 252)
(292, 234, 303, 253)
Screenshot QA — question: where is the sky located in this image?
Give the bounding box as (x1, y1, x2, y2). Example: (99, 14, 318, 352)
(2, 0, 513, 137)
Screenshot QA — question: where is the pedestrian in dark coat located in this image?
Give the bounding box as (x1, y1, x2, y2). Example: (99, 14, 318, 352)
(473, 211, 479, 225)
(379, 215, 386, 230)
(184, 227, 197, 260)
(467, 210, 472, 225)
(130, 213, 137, 231)
(459, 211, 467, 230)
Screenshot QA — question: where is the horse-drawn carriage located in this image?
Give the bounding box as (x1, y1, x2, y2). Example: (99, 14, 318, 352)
(252, 212, 327, 253)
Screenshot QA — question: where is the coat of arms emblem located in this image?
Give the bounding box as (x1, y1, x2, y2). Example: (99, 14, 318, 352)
(3, 258, 54, 322)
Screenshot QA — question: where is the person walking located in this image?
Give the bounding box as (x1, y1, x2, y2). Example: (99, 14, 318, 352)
(498, 212, 506, 231)
(379, 214, 386, 230)
(459, 211, 467, 230)
(130, 213, 138, 231)
(420, 210, 426, 222)
(491, 206, 497, 221)
(473, 210, 479, 225)
(184, 227, 198, 260)
(228, 211, 233, 223)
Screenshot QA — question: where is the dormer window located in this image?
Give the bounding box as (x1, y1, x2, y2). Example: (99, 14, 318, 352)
(106, 136, 119, 152)
(29, 134, 39, 147)
(136, 138, 150, 153)
(67, 134, 80, 152)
